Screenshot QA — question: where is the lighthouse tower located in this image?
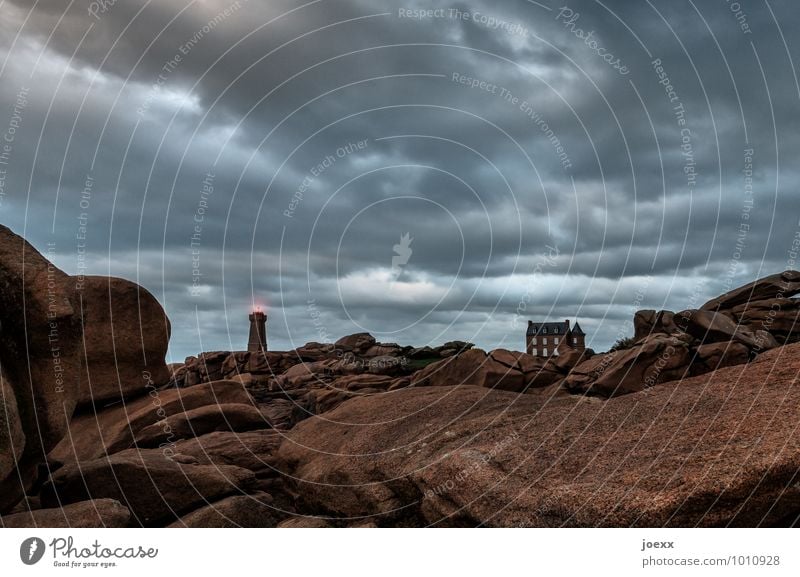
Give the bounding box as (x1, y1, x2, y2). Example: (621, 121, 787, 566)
(248, 309, 268, 353)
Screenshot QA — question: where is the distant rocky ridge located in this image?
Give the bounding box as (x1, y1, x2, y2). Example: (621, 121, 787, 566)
(1, 223, 799, 527)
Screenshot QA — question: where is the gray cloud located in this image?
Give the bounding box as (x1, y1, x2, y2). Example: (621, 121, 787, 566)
(2, 0, 799, 358)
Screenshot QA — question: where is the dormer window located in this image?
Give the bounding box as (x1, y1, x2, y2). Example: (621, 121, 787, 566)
(543, 328, 547, 334)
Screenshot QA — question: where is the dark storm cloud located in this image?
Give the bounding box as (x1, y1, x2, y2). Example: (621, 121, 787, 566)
(1, 0, 799, 357)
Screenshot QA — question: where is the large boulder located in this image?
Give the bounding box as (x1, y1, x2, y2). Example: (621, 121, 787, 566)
(41, 448, 256, 525)
(1, 499, 130, 528)
(701, 270, 800, 311)
(0, 375, 25, 489)
(172, 430, 284, 473)
(279, 343, 800, 527)
(691, 341, 750, 374)
(0, 226, 172, 512)
(76, 276, 170, 406)
(633, 310, 678, 342)
(0, 225, 82, 511)
(49, 379, 253, 463)
(168, 493, 283, 528)
(334, 333, 376, 354)
(728, 298, 800, 342)
(676, 309, 759, 348)
(410, 348, 527, 393)
(565, 334, 691, 396)
(133, 403, 268, 448)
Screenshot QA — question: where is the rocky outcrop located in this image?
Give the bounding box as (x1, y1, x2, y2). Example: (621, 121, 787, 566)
(133, 403, 268, 447)
(633, 310, 678, 342)
(168, 493, 282, 528)
(0, 226, 82, 511)
(1, 499, 130, 528)
(566, 334, 692, 395)
(76, 276, 171, 405)
(4, 232, 800, 529)
(280, 343, 800, 527)
(0, 225, 172, 513)
(411, 348, 527, 392)
(701, 270, 800, 311)
(676, 309, 759, 348)
(41, 448, 256, 526)
(49, 379, 254, 463)
(334, 332, 377, 354)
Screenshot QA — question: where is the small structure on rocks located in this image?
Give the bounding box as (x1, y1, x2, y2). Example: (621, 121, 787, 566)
(248, 309, 268, 353)
(526, 319, 585, 357)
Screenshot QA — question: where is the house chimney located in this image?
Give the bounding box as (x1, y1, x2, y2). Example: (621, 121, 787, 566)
(565, 319, 570, 330)
(248, 309, 268, 353)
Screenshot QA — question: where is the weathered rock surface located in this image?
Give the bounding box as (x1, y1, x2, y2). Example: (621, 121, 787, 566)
(280, 343, 800, 527)
(691, 341, 751, 374)
(134, 403, 268, 447)
(565, 334, 691, 396)
(701, 270, 800, 311)
(0, 225, 82, 511)
(676, 309, 759, 348)
(334, 333, 377, 353)
(0, 226, 174, 513)
(1, 499, 130, 528)
(76, 277, 170, 406)
(172, 430, 284, 473)
(41, 449, 255, 526)
(411, 349, 528, 392)
(168, 493, 283, 528)
(49, 379, 253, 463)
(633, 310, 678, 341)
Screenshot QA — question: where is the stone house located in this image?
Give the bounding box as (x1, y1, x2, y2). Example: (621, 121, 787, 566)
(526, 319, 585, 357)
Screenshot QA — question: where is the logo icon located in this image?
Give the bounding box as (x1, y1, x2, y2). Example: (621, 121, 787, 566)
(391, 232, 413, 285)
(20, 537, 46, 565)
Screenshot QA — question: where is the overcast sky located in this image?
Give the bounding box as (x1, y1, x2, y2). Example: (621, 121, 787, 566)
(1, 0, 798, 360)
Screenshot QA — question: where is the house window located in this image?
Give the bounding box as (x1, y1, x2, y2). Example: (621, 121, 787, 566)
(554, 337, 559, 345)
(542, 337, 547, 345)
(543, 327, 548, 334)
(573, 338, 578, 345)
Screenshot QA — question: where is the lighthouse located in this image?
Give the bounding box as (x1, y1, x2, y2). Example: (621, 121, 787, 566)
(248, 309, 268, 353)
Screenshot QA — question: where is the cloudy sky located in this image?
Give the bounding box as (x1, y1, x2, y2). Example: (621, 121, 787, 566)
(1, 0, 798, 360)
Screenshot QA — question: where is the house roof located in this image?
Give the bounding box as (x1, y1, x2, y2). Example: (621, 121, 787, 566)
(526, 321, 568, 336)
(571, 321, 585, 335)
